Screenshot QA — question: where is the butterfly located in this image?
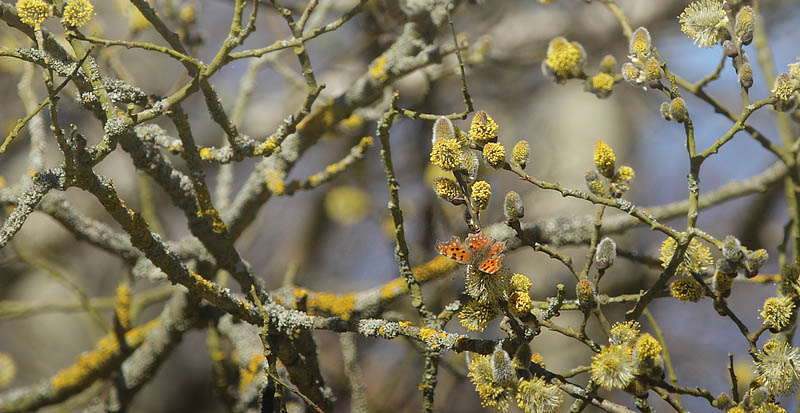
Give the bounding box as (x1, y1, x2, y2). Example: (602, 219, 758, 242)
(435, 232, 506, 274)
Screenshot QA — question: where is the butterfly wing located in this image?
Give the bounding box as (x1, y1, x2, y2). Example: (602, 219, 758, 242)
(488, 240, 506, 258)
(436, 236, 471, 263)
(478, 255, 504, 275)
(466, 232, 492, 253)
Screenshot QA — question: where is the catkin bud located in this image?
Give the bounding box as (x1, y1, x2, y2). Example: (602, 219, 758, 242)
(735, 6, 754, 45)
(595, 237, 617, 270)
(738, 62, 754, 89)
(722, 235, 744, 262)
(461, 152, 479, 182)
(491, 348, 516, 387)
(716, 258, 738, 276)
(432, 116, 455, 144)
(621, 62, 644, 87)
(600, 54, 617, 74)
(713, 270, 735, 298)
(723, 40, 738, 58)
(585, 170, 606, 196)
(629, 27, 652, 61)
(645, 57, 662, 82)
(576, 279, 596, 309)
(514, 344, 532, 370)
(668, 97, 688, 123)
(772, 73, 798, 112)
(503, 191, 525, 221)
(511, 140, 530, 168)
(660, 102, 671, 121)
(744, 249, 768, 278)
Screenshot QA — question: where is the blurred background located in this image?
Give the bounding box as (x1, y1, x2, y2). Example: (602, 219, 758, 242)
(1, 0, 800, 411)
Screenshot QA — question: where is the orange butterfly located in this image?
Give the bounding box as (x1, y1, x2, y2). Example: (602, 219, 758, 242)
(435, 232, 506, 274)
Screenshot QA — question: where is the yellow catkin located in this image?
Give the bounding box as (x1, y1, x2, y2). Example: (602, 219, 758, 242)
(593, 140, 616, 178)
(16, 0, 51, 28)
(62, 0, 94, 27)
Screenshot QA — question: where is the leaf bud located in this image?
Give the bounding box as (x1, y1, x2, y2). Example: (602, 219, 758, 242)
(723, 40, 738, 57)
(432, 116, 455, 144)
(594, 237, 617, 270)
(738, 62, 754, 89)
(660, 102, 671, 121)
(599, 54, 617, 73)
(491, 348, 516, 387)
(503, 191, 525, 221)
(585, 170, 606, 196)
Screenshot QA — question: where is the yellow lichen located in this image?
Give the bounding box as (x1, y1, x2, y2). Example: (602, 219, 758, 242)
(380, 278, 409, 300)
(324, 185, 371, 225)
(239, 354, 265, 392)
(413, 256, 459, 282)
(263, 170, 285, 196)
(114, 284, 131, 331)
(199, 147, 212, 160)
(308, 292, 356, 320)
(341, 113, 364, 130)
(51, 319, 160, 390)
(369, 56, 389, 82)
(253, 137, 279, 156)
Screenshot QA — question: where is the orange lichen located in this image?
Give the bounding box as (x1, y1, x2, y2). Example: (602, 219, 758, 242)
(307, 292, 356, 320)
(51, 319, 160, 390)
